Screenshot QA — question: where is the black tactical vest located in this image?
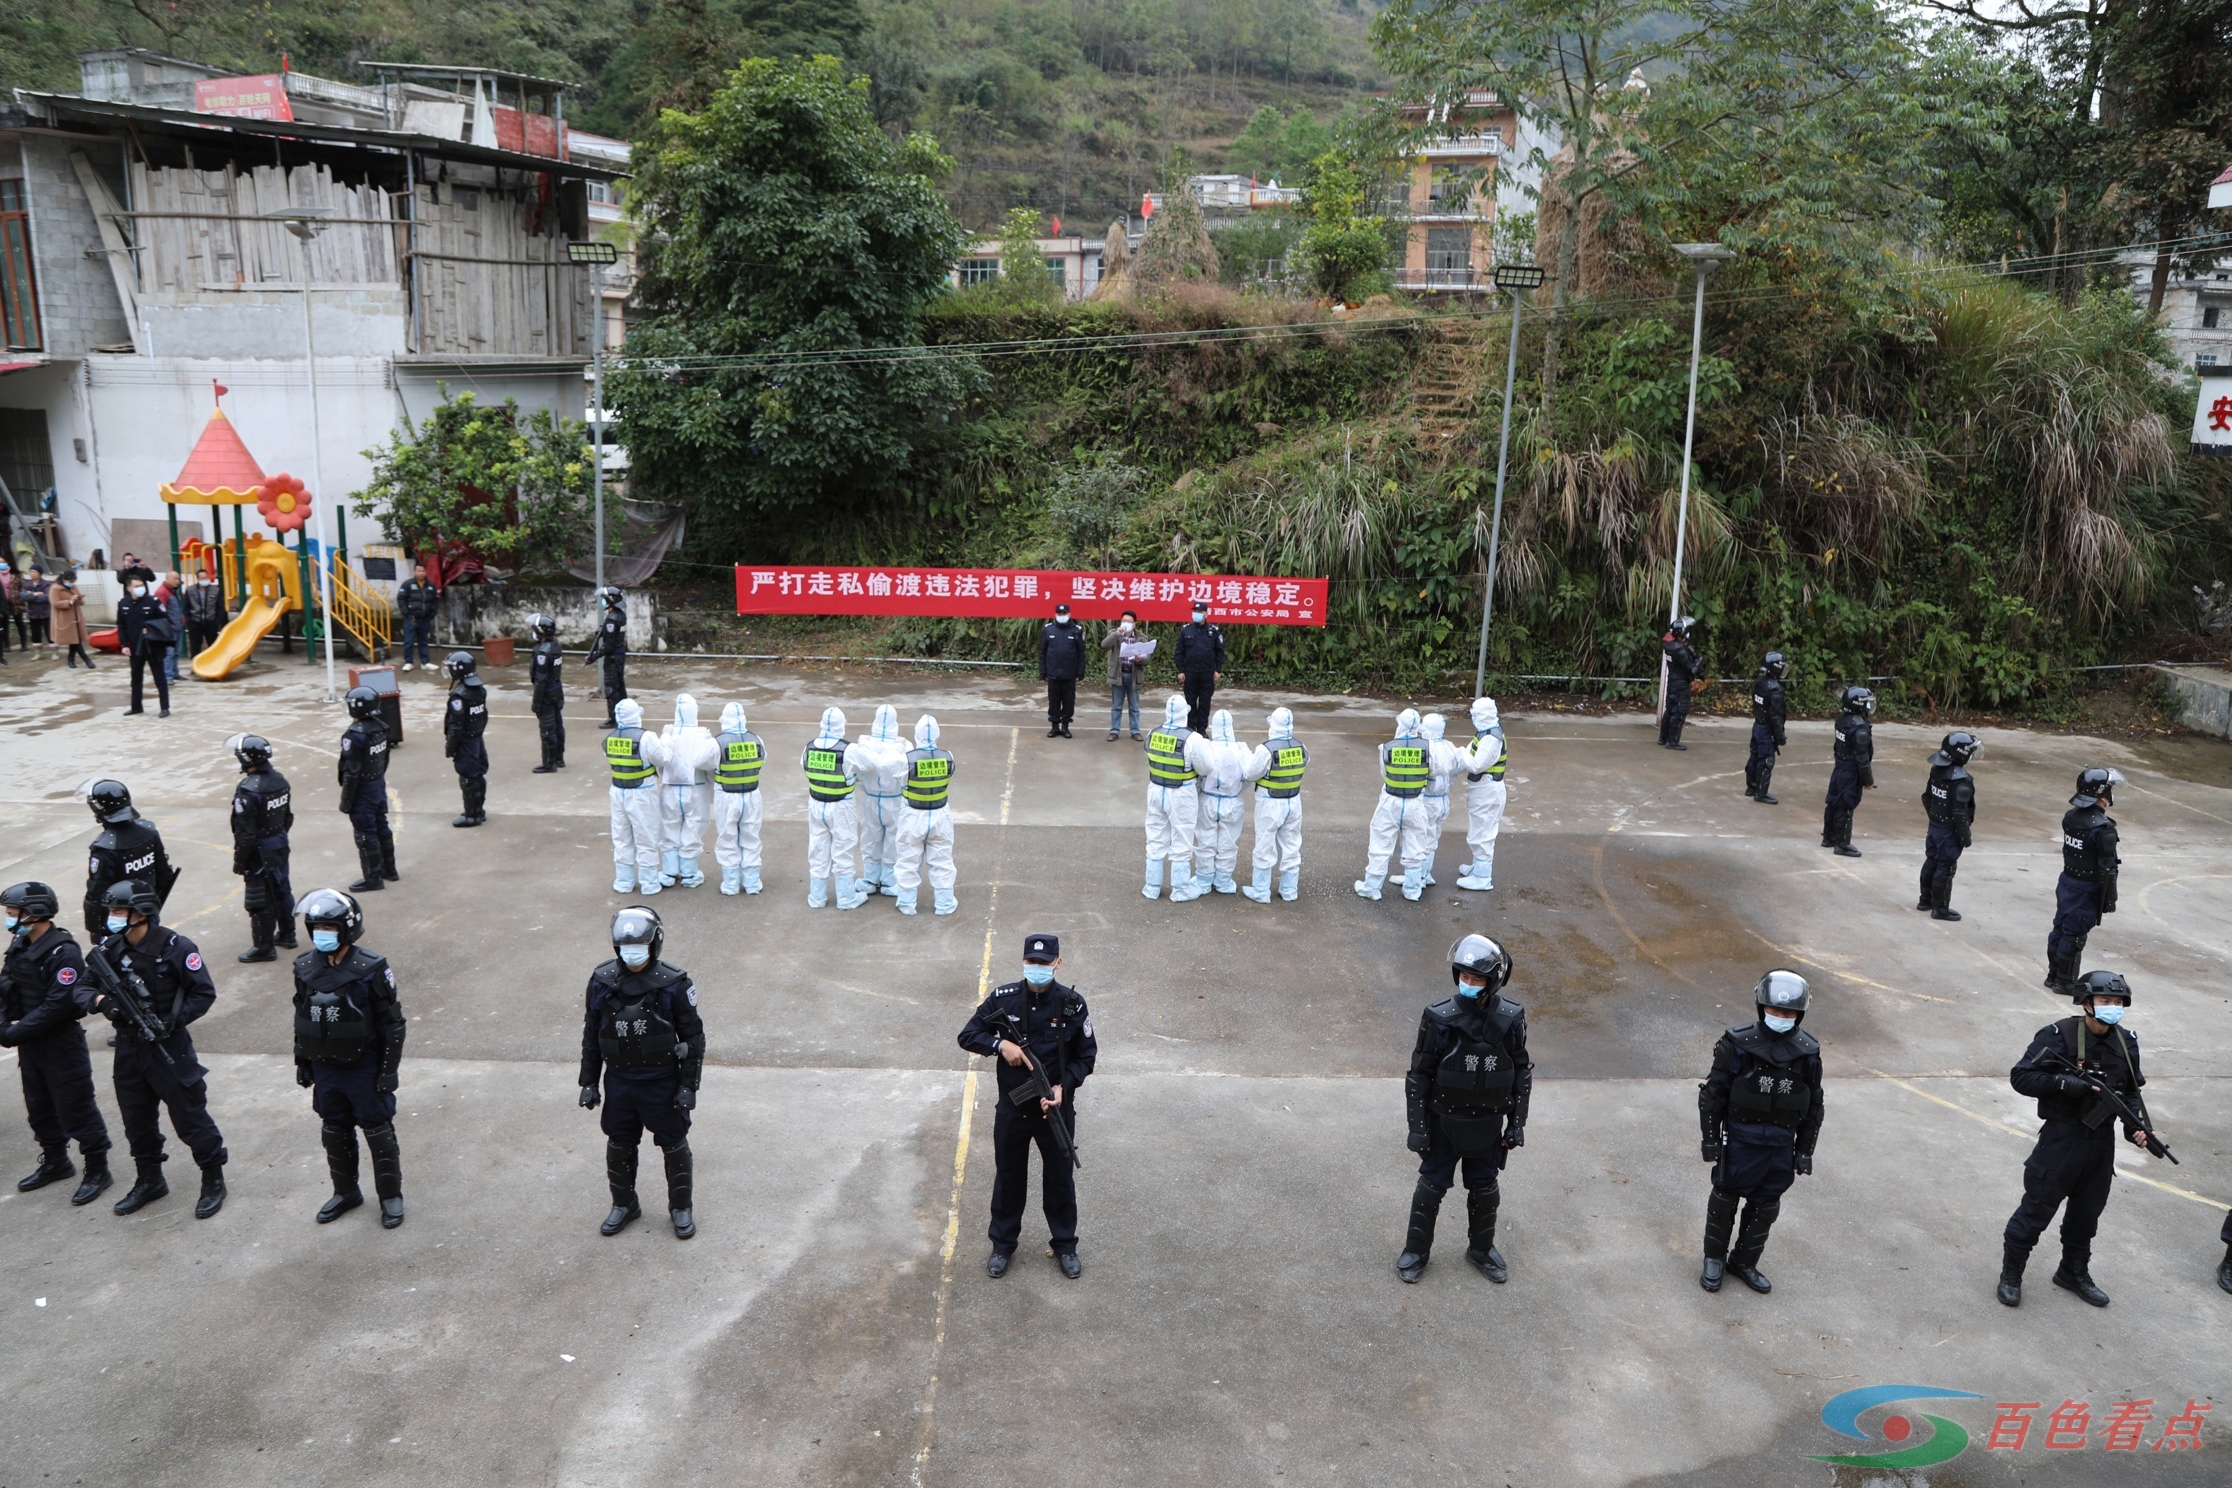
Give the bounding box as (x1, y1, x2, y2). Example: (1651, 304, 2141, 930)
(344, 720, 391, 782)
(1724, 1025, 1816, 1126)
(2061, 805, 2111, 878)
(1923, 764, 1969, 824)
(1429, 998, 1519, 1116)
(597, 975, 680, 1069)
(296, 953, 380, 1064)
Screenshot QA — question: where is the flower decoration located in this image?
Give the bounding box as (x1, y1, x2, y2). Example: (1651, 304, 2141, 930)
(258, 471, 313, 532)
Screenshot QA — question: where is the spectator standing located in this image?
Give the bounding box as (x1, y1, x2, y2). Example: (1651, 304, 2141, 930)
(159, 573, 187, 681)
(23, 566, 51, 648)
(49, 571, 94, 669)
(395, 561, 439, 671)
(0, 561, 14, 663)
(184, 570, 228, 665)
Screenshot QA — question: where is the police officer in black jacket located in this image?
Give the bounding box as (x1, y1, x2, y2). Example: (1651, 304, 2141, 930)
(585, 587, 628, 728)
(1175, 601, 1224, 732)
(1698, 970, 1824, 1294)
(1821, 686, 1875, 858)
(294, 889, 407, 1228)
(1997, 971, 2158, 1308)
(1744, 651, 1788, 803)
(1038, 602, 1087, 738)
(1397, 934, 1533, 1284)
(339, 687, 399, 891)
(94, 879, 228, 1217)
(529, 613, 566, 772)
(2, 881, 113, 1205)
(1659, 616, 1703, 749)
(82, 779, 174, 939)
(116, 572, 173, 717)
(1918, 731, 1979, 923)
(443, 650, 489, 827)
(229, 733, 298, 962)
(579, 906, 704, 1239)
(2047, 767, 2122, 997)
(959, 933, 1097, 1278)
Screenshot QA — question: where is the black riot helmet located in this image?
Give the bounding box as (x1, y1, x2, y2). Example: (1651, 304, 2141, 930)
(532, 613, 558, 640)
(1448, 933, 1512, 993)
(102, 878, 161, 919)
(446, 650, 476, 680)
(1932, 730, 1979, 769)
(1669, 614, 1696, 638)
(2071, 766, 2124, 808)
(1840, 685, 1876, 715)
(612, 905, 664, 966)
(598, 586, 625, 609)
(1754, 968, 1811, 1022)
(82, 778, 136, 825)
(298, 887, 365, 946)
(2075, 969, 2131, 1006)
(2, 881, 61, 923)
(1760, 651, 1787, 680)
(346, 685, 381, 720)
(228, 733, 273, 771)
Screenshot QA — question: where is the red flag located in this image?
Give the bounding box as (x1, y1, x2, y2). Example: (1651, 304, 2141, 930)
(212, 380, 229, 401)
(1141, 194, 1154, 219)
(1051, 215, 1062, 235)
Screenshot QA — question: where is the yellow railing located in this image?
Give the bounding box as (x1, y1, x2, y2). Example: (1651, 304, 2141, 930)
(328, 557, 394, 657)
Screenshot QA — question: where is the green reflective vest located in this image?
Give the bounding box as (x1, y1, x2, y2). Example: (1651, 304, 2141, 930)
(606, 728, 654, 787)
(1382, 739, 1429, 798)
(803, 740, 853, 802)
(1147, 724, 1196, 788)
(1259, 740, 1308, 798)
(904, 748, 954, 808)
(1470, 728, 1508, 783)
(714, 731, 764, 793)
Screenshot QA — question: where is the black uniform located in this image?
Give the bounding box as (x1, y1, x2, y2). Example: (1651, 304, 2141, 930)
(445, 668, 490, 824)
(1699, 1020, 1824, 1278)
(1745, 669, 1786, 799)
(530, 636, 566, 770)
(1919, 755, 1975, 916)
(293, 945, 407, 1213)
(958, 978, 1097, 1257)
(1822, 706, 1873, 851)
(2, 924, 112, 1172)
(579, 960, 705, 1216)
(2002, 1016, 2144, 1278)
(1659, 633, 1704, 747)
(338, 715, 398, 885)
(85, 817, 173, 941)
(1038, 618, 1087, 735)
(586, 606, 628, 727)
(1175, 619, 1225, 733)
(97, 921, 228, 1179)
(1402, 992, 1532, 1269)
(232, 764, 296, 954)
(117, 588, 173, 715)
(2048, 806, 2118, 992)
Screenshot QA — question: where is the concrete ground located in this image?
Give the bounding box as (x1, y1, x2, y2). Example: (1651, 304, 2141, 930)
(1, 643, 2228, 1488)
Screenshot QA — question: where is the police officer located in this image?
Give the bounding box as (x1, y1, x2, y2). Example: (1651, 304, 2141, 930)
(94, 879, 228, 1218)
(1175, 600, 1225, 733)
(82, 779, 174, 940)
(1821, 686, 1874, 858)
(529, 613, 566, 773)
(959, 933, 1096, 1279)
(2047, 767, 2122, 997)
(339, 686, 398, 892)
(228, 733, 298, 962)
(293, 889, 407, 1228)
(1919, 731, 1979, 923)
(1697, 970, 1823, 1294)
(578, 906, 704, 1239)
(1240, 706, 1306, 903)
(1659, 616, 1703, 750)
(1, 881, 113, 1205)
(895, 714, 957, 916)
(1144, 695, 1202, 902)
(1998, 970, 2159, 1308)
(1355, 710, 1435, 902)
(1744, 652, 1788, 803)
(585, 587, 629, 728)
(1396, 935, 1532, 1284)
(710, 702, 766, 896)
(443, 650, 489, 827)
(1039, 602, 1087, 738)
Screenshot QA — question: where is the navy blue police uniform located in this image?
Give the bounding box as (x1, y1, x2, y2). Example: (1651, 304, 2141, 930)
(338, 711, 397, 886)
(2003, 1015, 2144, 1285)
(1919, 755, 1975, 917)
(1699, 1019, 1823, 1279)
(2, 922, 113, 1178)
(579, 959, 705, 1151)
(2048, 803, 2118, 994)
(1822, 704, 1873, 851)
(586, 602, 628, 727)
(1402, 990, 1532, 1272)
(531, 632, 566, 771)
(294, 942, 408, 1220)
(232, 762, 296, 954)
(1745, 667, 1786, 799)
(85, 817, 172, 941)
(97, 919, 229, 1175)
(1659, 632, 1704, 747)
(1175, 617, 1225, 733)
(445, 666, 490, 825)
(958, 933, 1097, 1261)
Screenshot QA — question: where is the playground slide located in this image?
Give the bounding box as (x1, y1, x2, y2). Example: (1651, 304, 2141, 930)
(191, 594, 295, 680)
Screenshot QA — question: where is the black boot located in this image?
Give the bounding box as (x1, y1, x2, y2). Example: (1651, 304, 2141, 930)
(2052, 1249, 2110, 1307)
(1395, 1180, 1444, 1283)
(18, 1144, 75, 1192)
(366, 1120, 405, 1229)
(664, 1141, 695, 1240)
(1820, 806, 1839, 849)
(379, 835, 400, 883)
(1998, 1241, 2029, 1307)
(1700, 1189, 1739, 1291)
(1755, 760, 1776, 805)
(71, 1148, 113, 1206)
(2217, 1244, 2232, 1296)
(195, 1162, 227, 1218)
(600, 1140, 641, 1235)
(2043, 946, 2083, 997)
(274, 914, 298, 950)
(239, 912, 278, 962)
(1727, 1196, 1780, 1292)
(1464, 1183, 1507, 1282)
(113, 1155, 169, 1214)
(350, 834, 386, 893)
(1932, 864, 1962, 921)
(318, 1120, 364, 1223)
(1832, 811, 1862, 858)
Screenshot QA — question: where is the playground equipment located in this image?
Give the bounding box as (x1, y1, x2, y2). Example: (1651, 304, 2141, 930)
(192, 536, 301, 680)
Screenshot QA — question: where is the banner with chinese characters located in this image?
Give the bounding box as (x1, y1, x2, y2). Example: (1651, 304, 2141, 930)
(734, 567, 1327, 626)
(193, 75, 295, 121)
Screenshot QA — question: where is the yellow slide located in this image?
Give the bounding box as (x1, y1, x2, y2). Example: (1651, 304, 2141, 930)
(192, 537, 301, 681)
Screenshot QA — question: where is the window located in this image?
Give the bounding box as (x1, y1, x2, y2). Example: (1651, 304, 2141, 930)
(1043, 257, 1066, 285)
(1424, 227, 1474, 287)
(0, 407, 55, 512)
(0, 180, 38, 350)
(957, 257, 1000, 286)
(1428, 165, 1478, 208)
(2206, 307, 2221, 329)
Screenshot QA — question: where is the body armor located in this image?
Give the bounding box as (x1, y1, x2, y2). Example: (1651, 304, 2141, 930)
(1722, 1023, 1819, 1126)
(593, 965, 682, 1069)
(1923, 763, 1973, 825)
(294, 951, 385, 1064)
(2060, 805, 2115, 879)
(233, 771, 294, 839)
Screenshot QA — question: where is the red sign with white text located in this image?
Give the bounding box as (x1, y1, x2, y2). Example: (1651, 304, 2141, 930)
(193, 75, 294, 121)
(734, 567, 1327, 626)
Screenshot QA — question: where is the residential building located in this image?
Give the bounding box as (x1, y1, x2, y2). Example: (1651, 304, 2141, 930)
(952, 234, 1107, 300)
(1141, 176, 1302, 220)
(2124, 253, 2232, 371)
(1392, 91, 1518, 292)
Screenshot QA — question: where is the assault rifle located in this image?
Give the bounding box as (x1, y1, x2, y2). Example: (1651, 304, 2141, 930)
(1000, 1013, 1079, 1170)
(2040, 1049, 2173, 1163)
(83, 946, 175, 1067)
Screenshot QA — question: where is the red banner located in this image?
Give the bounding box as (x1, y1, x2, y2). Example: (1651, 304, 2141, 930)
(734, 566, 1327, 626)
(193, 75, 294, 121)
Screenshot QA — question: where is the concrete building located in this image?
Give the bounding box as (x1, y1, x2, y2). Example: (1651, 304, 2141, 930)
(2125, 253, 2232, 371)
(0, 50, 625, 573)
(953, 233, 1107, 300)
(1391, 91, 1516, 293)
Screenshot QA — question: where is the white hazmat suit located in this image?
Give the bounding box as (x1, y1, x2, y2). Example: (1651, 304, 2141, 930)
(1241, 706, 1306, 902)
(606, 697, 670, 894)
(853, 704, 909, 897)
(893, 713, 958, 916)
(1188, 709, 1250, 893)
(657, 693, 717, 887)
(1418, 713, 1468, 887)
(803, 706, 867, 909)
(1457, 696, 1508, 892)
(1143, 694, 1203, 901)
(711, 700, 767, 895)
(1356, 709, 1437, 902)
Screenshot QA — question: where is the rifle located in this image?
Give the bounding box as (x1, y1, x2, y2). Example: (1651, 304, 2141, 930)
(2040, 1049, 2173, 1163)
(83, 946, 175, 1067)
(1001, 1014, 1080, 1170)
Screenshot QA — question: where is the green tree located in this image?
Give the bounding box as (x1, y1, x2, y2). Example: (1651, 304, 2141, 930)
(1294, 149, 1387, 301)
(997, 205, 1062, 302)
(358, 389, 593, 573)
(1229, 106, 1286, 178)
(611, 54, 974, 547)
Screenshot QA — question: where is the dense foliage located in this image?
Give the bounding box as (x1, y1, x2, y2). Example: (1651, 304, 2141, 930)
(357, 389, 594, 571)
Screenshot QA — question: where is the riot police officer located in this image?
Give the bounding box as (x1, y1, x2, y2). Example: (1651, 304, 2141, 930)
(1396, 935, 1532, 1284)
(1744, 652, 1788, 803)
(293, 889, 407, 1228)
(959, 933, 1097, 1279)
(1821, 686, 1875, 857)
(81, 779, 174, 940)
(443, 650, 489, 827)
(1918, 731, 1979, 922)
(1998, 970, 2159, 1308)
(585, 587, 629, 728)
(1, 881, 113, 1205)
(529, 613, 566, 773)
(339, 686, 398, 892)
(94, 879, 228, 1218)
(1697, 970, 1823, 1294)
(578, 907, 704, 1239)
(229, 733, 298, 962)
(1659, 616, 1703, 749)
(2047, 767, 2122, 997)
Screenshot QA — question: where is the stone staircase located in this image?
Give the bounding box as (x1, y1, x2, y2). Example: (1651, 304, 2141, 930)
(1407, 318, 1495, 446)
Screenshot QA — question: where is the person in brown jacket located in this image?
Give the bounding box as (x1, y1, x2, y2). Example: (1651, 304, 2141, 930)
(48, 572, 95, 669)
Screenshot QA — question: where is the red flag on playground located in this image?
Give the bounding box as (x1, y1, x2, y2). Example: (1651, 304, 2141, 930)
(736, 566, 1326, 626)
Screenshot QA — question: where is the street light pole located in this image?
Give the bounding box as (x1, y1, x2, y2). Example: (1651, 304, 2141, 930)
(1473, 262, 1545, 699)
(1660, 242, 1733, 724)
(272, 207, 338, 700)
(567, 240, 621, 591)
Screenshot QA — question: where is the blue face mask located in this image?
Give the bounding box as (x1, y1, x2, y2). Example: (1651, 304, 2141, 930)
(1454, 977, 1485, 999)
(2091, 1004, 2126, 1026)
(619, 945, 651, 969)
(106, 914, 130, 934)
(312, 929, 342, 953)
(1763, 1013, 1798, 1034)
(1023, 963, 1054, 988)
